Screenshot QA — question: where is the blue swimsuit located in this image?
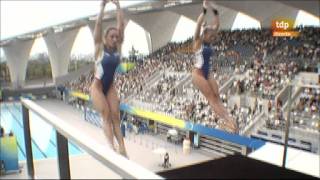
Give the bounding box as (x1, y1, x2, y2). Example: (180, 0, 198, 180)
(95, 47, 120, 94)
(194, 43, 213, 79)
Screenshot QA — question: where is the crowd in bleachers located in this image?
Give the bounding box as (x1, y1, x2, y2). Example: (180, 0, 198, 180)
(292, 87, 320, 131)
(65, 27, 319, 134)
(65, 70, 94, 94)
(264, 86, 320, 132)
(228, 59, 299, 99)
(134, 72, 185, 102)
(294, 87, 320, 116)
(265, 99, 287, 131)
(115, 58, 161, 98)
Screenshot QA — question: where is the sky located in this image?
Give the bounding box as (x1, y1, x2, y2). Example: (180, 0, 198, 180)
(0, 0, 145, 39)
(0, 1, 319, 60)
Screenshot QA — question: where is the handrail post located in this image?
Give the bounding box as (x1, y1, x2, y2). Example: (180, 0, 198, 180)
(22, 105, 35, 179)
(282, 84, 292, 168)
(56, 131, 71, 179)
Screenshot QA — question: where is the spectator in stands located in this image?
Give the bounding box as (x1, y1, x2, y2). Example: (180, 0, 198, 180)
(89, 0, 127, 157)
(248, 107, 252, 116)
(276, 99, 282, 112)
(252, 97, 257, 113)
(268, 99, 272, 113)
(163, 152, 170, 168)
(191, 0, 237, 133)
(57, 85, 65, 101)
(258, 97, 263, 113)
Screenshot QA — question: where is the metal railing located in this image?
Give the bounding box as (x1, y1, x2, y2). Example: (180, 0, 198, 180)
(282, 82, 320, 168)
(21, 98, 163, 179)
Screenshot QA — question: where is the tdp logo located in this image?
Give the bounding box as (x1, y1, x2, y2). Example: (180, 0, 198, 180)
(276, 21, 289, 30)
(272, 18, 299, 37)
(272, 19, 294, 31)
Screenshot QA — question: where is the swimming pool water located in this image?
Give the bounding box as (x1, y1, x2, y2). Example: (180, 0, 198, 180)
(0, 102, 83, 161)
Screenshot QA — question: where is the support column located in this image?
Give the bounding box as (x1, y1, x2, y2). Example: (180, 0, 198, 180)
(3, 39, 34, 89)
(44, 28, 80, 82)
(130, 11, 180, 52)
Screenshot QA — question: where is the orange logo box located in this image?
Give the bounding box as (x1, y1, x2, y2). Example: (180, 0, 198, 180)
(272, 19, 299, 37)
(272, 31, 299, 37)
